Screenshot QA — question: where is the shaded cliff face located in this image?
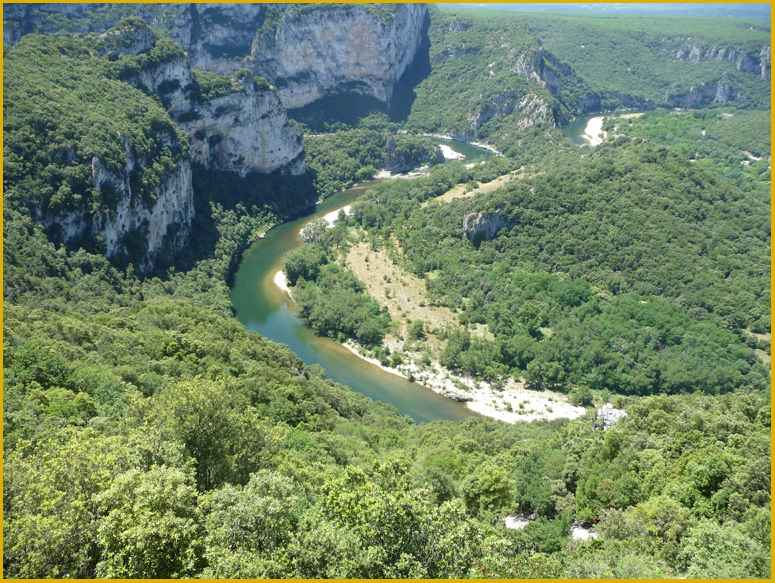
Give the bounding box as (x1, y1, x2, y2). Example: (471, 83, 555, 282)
(463, 206, 517, 244)
(107, 19, 305, 177)
(165, 3, 427, 109)
(44, 154, 194, 267)
(4, 32, 196, 269)
(672, 43, 771, 80)
(664, 72, 735, 108)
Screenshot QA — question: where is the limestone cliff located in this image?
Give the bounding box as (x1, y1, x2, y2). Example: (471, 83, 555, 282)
(180, 73, 305, 176)
(5, 3, 428, 111)
(459, 43, 599, 135)
(665, 72, 735, 107)
(103, 18, 305, 176)
(175, 3, 427, 109)
(672, 43, 771, 80)
(42, 142, 194, 268)
(254, 4, 427, 109)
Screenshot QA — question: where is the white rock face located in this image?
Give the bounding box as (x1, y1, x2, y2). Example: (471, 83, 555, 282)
(597, 403, 628, 430)
(126, 56, 195, 119)
(674, 43, 771, 79)
(179, 81, 305, 176)
(120, 47, 304, 176)
(7, 4, 429, 112)
(256, 4, 427, 109)
(43, 141, 194, 267)
(108, 4, 427, 110)
(97, 20, 155, 56)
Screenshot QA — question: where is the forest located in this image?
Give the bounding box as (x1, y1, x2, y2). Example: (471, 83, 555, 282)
(3, 3, 771, 580)
(454, 8, 772, 110)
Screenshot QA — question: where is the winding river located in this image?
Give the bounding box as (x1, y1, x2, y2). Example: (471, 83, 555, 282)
(230, 139, 492, 424)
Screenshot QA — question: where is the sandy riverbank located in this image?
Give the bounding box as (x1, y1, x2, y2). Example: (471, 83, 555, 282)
(583, 116, 606, 146)
(421, 133, 503, 156)
(274, 270, 289, 293)
(339, 338, 586, 425)
(376, 166, 432, 180)
(275, 267, 584, 424)
(438, 144, 465, 160)
(321, 205, 351, 226)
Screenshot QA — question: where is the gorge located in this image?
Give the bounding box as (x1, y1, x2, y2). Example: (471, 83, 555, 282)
(3, 3, 770, 579)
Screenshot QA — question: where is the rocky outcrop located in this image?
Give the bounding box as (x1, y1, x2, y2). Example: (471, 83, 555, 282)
(106, 19, 304, 176)
(180, 76, 304, 176)
(5, 3, 428, 111)
(511, 46, 573, 99)
(96, 17, 154, 56)
(446, 44, 476, 59)
(758, 45, 771, 80)
(42, 141, 194, 267)
(673, 43, 771, 79)
(665, 73, 735, 107)
(253, 4, 427, 109)
(596, 403, 628, 430)
(468, 91, 554, 132)
(3, 3, 99, 45)
(448, 17, 468, 34)
(463, 206, 517, 243)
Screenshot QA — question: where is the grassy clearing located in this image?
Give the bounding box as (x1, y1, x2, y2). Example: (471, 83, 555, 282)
(421, 169, 524, 207)
(346, 240, 458, 342)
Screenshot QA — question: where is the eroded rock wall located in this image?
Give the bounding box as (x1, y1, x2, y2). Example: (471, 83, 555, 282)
(180, 80, 305, 176)
(42, 143, 194, 268)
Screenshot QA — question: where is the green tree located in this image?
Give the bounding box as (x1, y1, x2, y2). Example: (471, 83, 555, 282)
(95, 467, 203, 578)
(3, 429, 128, 578)
(460, 463, 515, 514)
(679, 518, 770, 578)
(200, 471, 306, 578)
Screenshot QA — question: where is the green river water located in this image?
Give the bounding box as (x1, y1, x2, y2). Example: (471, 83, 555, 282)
(230, 139, 492, 424)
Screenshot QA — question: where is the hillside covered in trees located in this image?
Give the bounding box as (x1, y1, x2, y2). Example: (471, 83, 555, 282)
(3, 3, 771, 579)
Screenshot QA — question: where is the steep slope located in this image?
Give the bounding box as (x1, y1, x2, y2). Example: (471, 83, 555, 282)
(3, 34, 194, 266)
(3, 3, 429, 110)
(3, 18, 307, 266)
(473, 10, 772, 109)
(289, 7, 603, 153)
(106, 18, 305, 176)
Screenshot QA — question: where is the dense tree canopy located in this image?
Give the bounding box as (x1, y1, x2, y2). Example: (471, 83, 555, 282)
(3, 4, 770, 579)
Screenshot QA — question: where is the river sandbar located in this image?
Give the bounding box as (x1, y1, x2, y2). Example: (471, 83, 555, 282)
(274, 270, 289, 293)
(439, 144, 465, 160)
(584, 116, 606, 146)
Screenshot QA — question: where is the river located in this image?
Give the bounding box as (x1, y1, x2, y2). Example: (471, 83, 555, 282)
(230, 139, 492, 424)
(563, 113, 604, 146)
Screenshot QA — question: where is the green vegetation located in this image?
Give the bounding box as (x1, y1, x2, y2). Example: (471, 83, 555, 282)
(3, 4, 770, 579)
(3, 35, 189, 216)
(453, 9, 771, 109)
(285, 240, 391, 344)
(304, 129, 442, 198)
(345, 138, 769, 395)
(191, 68, 272, 103)
(295, 3, 400, 28)
(604, 109, 771, 191)
(3, 4, 176, 41)
(290, 6, 589, 156)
